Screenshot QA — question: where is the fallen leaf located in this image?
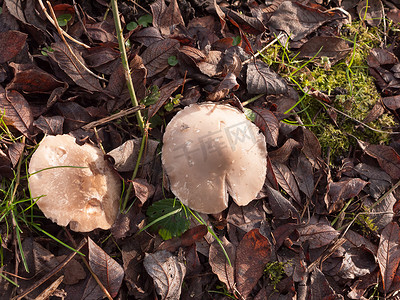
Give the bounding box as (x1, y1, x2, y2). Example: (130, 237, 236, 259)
(8, 142, 24, 168)
(0, 30, 27, 63)
(131, 178, 155, 206)
(235, 229, 271, 298)
(266, 185, 300, 221)
(151, 0, 185, 36)
(377, 222, 400, 294)
(87, 237, 124, 298)
(309, 268, 343, 300)
(141, 38, 180, 78)
(327, 178, 368, 213)
(246, 61, 288, 95)
(0, 87, 33, 138)
(49, 42, 102, 92)
(291, 153, 314, 198)
(144, 250, 186, 300)
(271, 161, 302, 206)
(357, 0, 384, 27)
(252, 107, 279, 147)
(297, 36, 351, 65)
(360, 141, 400, 179)
(209, 237, 236, 291)
(298, 224, 339, 249)
(7, 62, 66, 94)
(33, 115, 64, 136)
(267, 2, 336, 41)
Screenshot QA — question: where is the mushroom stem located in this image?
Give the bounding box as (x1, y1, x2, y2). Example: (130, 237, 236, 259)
(111, 0, 144, 133)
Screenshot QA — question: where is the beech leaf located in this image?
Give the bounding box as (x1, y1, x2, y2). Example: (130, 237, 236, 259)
(144, 250, 186, 300)
(377, 222, 400, 294)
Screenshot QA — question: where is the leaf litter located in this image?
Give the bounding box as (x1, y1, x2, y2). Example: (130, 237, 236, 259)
(1, 0, 400, 299)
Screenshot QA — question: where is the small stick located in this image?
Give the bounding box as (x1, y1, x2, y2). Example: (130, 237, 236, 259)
(37, 0, 90, 49)
(46, 1, 106, 82)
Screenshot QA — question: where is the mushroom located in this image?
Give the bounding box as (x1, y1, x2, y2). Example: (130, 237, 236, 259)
(29, 134, 121, 232)
(162, 103, 267, 214)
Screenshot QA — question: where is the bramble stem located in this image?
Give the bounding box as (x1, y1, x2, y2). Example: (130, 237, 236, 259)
(111, 0, 144, 132)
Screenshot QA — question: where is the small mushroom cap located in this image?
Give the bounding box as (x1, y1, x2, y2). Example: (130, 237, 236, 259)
(162, 103, 267, 214)
(29, 135, 121, 232)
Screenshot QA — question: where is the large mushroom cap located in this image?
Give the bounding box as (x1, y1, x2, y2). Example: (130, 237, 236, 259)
(162, 103, 267, 214)
(29, 134, 121, 232)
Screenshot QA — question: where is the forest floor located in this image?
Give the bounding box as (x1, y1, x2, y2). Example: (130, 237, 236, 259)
(1, 0, 400, 299)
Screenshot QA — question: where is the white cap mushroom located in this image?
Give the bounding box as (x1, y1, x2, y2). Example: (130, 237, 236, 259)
(162, 103, 267, 214)
(29, 134, 121, 232)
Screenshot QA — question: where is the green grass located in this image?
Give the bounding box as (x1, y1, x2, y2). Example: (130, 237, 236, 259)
(260, 21, 396, 159)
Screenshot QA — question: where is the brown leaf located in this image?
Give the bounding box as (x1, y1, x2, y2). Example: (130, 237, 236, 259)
(87, 237, 124, 298)
(291, 153, 314, 198)
(131, 178, 155, 206)
(327, 178, 368, 213)
(0, 87, 33, 138)
(221, 8, 265, 34)
(209, 237, 236, 291)
(267, 2, 336, 41)
(297, 36, 351, 65)
(367, 48, 399, 68)
(269, 138, 301, 163)
(265, 185, 300, 221)
(271, 161, 302, 206)
(357, 0, 384, 27)
(302, 127, 322, 166)
(298, 224, 339, 249)
(377, 222, 400, 294)
(86, 21, 117, 43)
(360, 141, 400, 179)
(158, 225, 208, 252)
(49, 42, 102, 92)
(55, 102, 93, 132)
(235, 229, 271, 298)
(309, 268, 343, 300)
(151, 0, 184, 36)
(252, 107, 279, 147)
(148, 78, 184, 118)
(33, 115, 64, 135)
(143, 250, 186, 300)
(370, 192, 396, 231)
(142, 38, 180, 78)
(8, 142, 24, 168)
(382, 95, 400, 110)
(0, 30, 27, 63)
(8, 62, 66, 94)
(246, 61, 288, 95)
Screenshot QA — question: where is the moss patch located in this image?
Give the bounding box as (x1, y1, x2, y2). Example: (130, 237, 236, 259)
(264, 22, 396, 159)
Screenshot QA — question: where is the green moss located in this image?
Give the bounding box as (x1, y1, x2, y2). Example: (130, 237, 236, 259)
(263, 22, 396, 159)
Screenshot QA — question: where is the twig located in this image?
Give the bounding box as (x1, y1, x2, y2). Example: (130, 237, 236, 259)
(37, 0, 90, 49)
(46, 1, 106, 82)
(82, 104, 145, 130)
(111, 0, 144, 132)
(14, 239, 87, 300)
(316, 99, 400, 135)
(242, 32, 285, 65)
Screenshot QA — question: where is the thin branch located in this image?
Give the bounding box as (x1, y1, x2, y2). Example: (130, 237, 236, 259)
(37, 0, 90, 49)
(46, 2, 107, 82)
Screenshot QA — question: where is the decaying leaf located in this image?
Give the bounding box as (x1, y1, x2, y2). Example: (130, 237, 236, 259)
(0, 30, 27, 63)
(209, 237, 236, 291)
(246, 61, 288, 95)
(235, 229, 271, 298)
(144, 250, 186, 300)
(377, 222, 400, 294)
(87, 237, 124, 298)
(0, 86, 33, 138)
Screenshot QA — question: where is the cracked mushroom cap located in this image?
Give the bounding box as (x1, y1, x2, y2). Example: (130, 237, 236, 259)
(162, 103, 267, 214)
(29, 134, 121, 232)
